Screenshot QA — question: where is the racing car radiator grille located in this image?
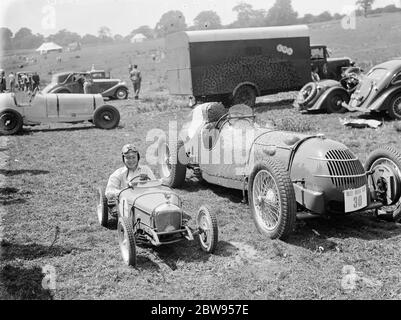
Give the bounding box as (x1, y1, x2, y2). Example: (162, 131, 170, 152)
(325, 149, 367, 190)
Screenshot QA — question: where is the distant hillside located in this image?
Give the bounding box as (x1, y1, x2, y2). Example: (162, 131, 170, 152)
(1, 12, 400, 92)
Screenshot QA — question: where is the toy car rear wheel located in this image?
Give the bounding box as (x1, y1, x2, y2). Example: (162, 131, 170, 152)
(249, 159, 297, 240)
(365, 146, 401, 222)
(196, 206, 218, 253)
(93, 105, 120, 129)
(232, 85, 256, 108)
(0, 109, 23, 135)
(388, 94, 401, 120)
(115, 88, 128, 100)
(97, 187, 108, 227)
(297, 82, 317, 107)
(117, 217, 137, 267)
(158, 137, 187, 188)
(325, 90, 349, 114)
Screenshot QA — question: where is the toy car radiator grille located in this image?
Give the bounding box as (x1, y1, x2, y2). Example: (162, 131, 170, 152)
(155, 212, 181, 233)
(325, 149, 367, 190)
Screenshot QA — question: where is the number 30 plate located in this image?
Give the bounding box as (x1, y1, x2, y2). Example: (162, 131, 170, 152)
(344, 185, 367, 213)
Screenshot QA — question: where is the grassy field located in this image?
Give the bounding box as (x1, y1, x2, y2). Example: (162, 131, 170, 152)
(1, 13, 401, 300)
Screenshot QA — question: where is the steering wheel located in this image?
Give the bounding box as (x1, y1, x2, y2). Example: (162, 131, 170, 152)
(214, 113, 229, 130)
(128, 174, 151, 187)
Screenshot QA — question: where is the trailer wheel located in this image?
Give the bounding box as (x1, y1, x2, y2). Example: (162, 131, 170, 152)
(232, 85, 256, 108)
(0, 109, 23, 135)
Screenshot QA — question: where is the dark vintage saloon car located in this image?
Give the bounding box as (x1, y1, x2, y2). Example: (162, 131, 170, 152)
(42, 71, 129, 100)
(310, 45, 355, 81)
(157, 103, 401, 240)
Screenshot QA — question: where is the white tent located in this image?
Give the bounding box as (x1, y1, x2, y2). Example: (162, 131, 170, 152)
(130, 33, 146, 43)
(36, 42, 63, 55)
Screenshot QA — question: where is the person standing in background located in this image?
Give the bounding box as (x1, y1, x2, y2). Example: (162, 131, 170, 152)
(129, 65, 142, 100)
(8, 72, 15, 92)
(83, 73, 93, 94)
(0, 70, 7, 92)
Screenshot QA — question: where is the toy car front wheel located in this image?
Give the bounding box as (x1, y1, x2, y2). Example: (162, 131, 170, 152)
(93, 105, 120, 129)
(158, 137, 187, 188)
(365, 146, 401, 222)
(196, 206, 218, 253)
(0, 109, 23, 135)
(97, 187, 108, 227)
(115, 88, 128, 100)
(249, 159, 297, 240)
(117, 217, 137, 267)
(388, 94, 401, 120)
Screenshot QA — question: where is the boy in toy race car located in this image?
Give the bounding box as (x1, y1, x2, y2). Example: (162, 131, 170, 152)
(105, 144, 156, 201)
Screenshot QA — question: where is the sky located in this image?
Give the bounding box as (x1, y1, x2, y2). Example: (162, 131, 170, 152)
(0, 0, 400, 37)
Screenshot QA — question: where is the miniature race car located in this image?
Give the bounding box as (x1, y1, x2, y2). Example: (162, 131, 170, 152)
(296, 59, 401, 119)
(97, 174, 218, 267)
(158, 103, 401, 240)
(42, 71, 129, 100)
(0, 91, 120, 135)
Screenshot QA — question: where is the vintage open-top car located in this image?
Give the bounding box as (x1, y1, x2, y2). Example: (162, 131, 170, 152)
(42, 71, 129, 100)
(297, 59, 401, 119)
(97, 174, 218, 267)
(158, 103, 401, 240)
(0, 91, 120, 135)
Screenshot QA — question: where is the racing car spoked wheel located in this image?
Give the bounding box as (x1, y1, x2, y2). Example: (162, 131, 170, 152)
(365, 146, 401, 222)
(97, 187, 108, 227)
(325, 90, 349, 114)
(93, 105, 120, 129)
(117, 217, 137, 267)
(388, 95, 401, 120)
(115, 88, 128, 100)
(196, 206, 218, 253)
(249, 159, 297, 240)
(297, 82, 318, 107)
(0, 109, 23, 135)
(158, 137, 187, 188)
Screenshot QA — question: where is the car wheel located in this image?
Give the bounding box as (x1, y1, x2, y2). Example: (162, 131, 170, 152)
(297, 82, 318, 107)
(0, 109, 23, 135)
(388, 94, 401, 120)
(248, 159, 297, 240)
(93, 105, 120, 129)
(117, 217, 137, 267)
(325, 90, 349, 114)
(196, 206, 218, 253)
(365, 146, 401, 222)
(97, 187, 108, 227)
(158, 137, 187, 188)
(232, 85, 256, 108)
(115, 88, 128, 100)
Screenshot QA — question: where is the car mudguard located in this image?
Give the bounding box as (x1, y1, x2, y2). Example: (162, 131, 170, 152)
(101, 84, 129, 97)
(307, 86, 349, 111)
(364, 86, 401, 112)
(232, 81, 261, 98)
(50, 86, 70, 93)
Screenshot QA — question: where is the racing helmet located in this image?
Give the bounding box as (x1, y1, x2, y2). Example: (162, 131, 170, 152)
(121, 144, 140, 162)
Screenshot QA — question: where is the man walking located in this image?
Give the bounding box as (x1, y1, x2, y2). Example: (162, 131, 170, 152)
(129, 64, 142, 100)
(8, 72, 15, 92)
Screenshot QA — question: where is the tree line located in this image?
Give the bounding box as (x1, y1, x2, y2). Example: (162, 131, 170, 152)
(1, 0, 400, 50)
